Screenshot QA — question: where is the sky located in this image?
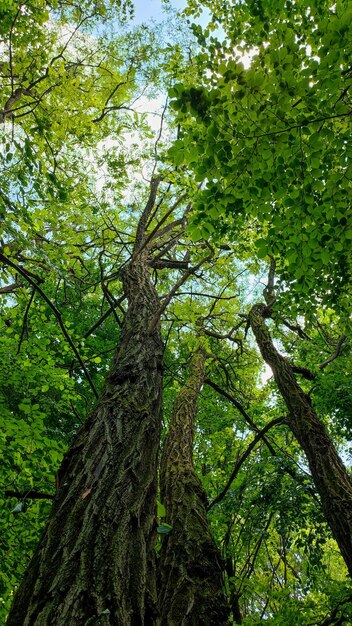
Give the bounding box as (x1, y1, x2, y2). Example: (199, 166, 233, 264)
(132, 0, 187, 24)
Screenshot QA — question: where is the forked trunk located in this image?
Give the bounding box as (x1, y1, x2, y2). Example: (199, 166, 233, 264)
(158, 347, 230, 625)
(250, 303, 352, 576)
(7, 253, 163, 625)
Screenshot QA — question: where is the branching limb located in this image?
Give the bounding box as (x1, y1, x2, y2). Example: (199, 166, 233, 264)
(83, 294, 126, 339)
(318, 335, 347, 370)
(281, 319, 312, 340)
(92, 80, 131, 123)
(175, 291, 239, 301)
(206, 378, 317, 499)
(203, 325, 242, 341)
(149, 259, 189, 270)
(133, 176, 162, 253)
(157, 252, 214, 316)
(137, 195, 189, 255)
(208, 416, 284, 510)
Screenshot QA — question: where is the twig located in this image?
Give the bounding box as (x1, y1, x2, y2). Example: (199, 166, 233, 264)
(17, 289, 35, 354)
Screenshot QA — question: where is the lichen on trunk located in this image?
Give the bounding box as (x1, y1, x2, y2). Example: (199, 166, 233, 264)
(158, 346, 230, 625)
(7, 252, 163, 626)
(249, 302, 352, 577)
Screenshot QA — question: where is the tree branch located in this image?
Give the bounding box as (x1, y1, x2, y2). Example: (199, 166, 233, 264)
(291, 365, 316, 381)
(206, 378, 317, 499)
(83, 294, 126, 339)
(208, 416, 284, 510)
(5, 490, 54, 500)
(157, 253, 213, 318)
(17, 289, 35, 354)
(263, 258, 276, 305)
(133, 176, 161, 253)
(319, 335, 347, 370)
(149, 259, 189, 270)
(0, 283, 22, 294)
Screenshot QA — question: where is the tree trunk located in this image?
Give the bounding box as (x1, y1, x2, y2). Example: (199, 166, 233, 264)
(249, 303, 352, 576)
(7, 252, 163, 625)
(158, 347, 230, 625)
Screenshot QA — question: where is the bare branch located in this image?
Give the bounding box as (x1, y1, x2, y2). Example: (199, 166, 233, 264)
(148, 252, 213, 334)
(203, 326, 241, 341)
(291, 365, 316, 381)
(205, 378, 317, 499)
(92, 80, 130, 123)
(173, 291, 240, 301)
(281, 319, 312, 341)
(152, 97, 168, 177)
(159, 253, 213, 315)
(83, 294, 126, 339)
(138, 195, 189, 256)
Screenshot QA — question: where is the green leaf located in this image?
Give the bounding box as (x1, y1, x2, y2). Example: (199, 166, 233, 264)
(11, 502, 27, 514)
(157, 524, 173, 534)
(157, 501, 166, 518)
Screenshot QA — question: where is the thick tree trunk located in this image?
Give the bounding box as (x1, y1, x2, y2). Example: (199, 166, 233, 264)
(249, 303, 352, 576)
(158, 347, 230, 625)
(7, 252, 163, 625)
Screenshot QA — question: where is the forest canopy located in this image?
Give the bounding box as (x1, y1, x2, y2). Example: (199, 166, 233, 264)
(1, 0, 352, 624)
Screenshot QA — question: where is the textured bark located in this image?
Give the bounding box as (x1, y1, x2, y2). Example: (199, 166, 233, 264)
(250, 303, 352, 576)
(158, 348, 230, 625)
(7, 252, 163, 626)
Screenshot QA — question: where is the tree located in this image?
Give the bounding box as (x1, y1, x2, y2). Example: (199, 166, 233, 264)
(158, 339, 230, 624)
(249, 274, 352, 576)
(2, 0, 352, 624)
(6, 178, 166, 624)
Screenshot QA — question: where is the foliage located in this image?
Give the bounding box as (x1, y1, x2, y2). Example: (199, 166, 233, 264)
(169, 0, 352, 317)
(1, 0, 352, 623)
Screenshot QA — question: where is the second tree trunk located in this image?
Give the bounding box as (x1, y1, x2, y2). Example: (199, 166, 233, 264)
(250, 303, 352, 577)
(158, 346, 230, 625)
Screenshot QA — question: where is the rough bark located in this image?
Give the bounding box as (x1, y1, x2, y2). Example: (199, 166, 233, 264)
(249, 303, 352, 576)
(7, 251, 163, 626)
(158, 347, 230, 626)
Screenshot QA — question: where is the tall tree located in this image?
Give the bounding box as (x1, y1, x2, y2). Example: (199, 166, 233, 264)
(2, 0, 352, 623)
(6, 179, 165, 625)
(248, 266, 352, 577)
(158, 341, 230, 625)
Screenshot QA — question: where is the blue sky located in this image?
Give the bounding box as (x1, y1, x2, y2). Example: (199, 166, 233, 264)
(132, 0, 187, 24)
